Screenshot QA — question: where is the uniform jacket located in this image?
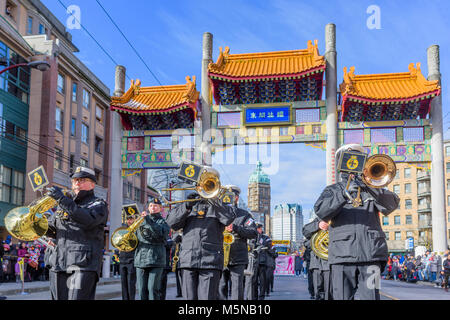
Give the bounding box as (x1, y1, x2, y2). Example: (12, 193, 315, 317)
(302, 218, 329, 271)
(45, 189, 108, 276)
(256, 233, 271, 266)
(134, 213, 170, 268)
(265, 247, 278, 269)
(166, 200, 235, 270)
(314, 175, 399, 265)
(228, 207, 258, 266)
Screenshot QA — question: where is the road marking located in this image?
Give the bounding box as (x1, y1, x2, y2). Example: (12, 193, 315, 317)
(380, 291, 399, 300)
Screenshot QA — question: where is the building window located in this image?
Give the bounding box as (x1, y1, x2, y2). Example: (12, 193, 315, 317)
(447, 179, 450, 190)
(27, 17, 33, 34)
(134, 187, 141, 202)
(0, 165, 24, 205)
(343, 129, 364, 145)
(393, 184, 400, 194)
(448, 213, 450, 223)
(69, 154, 75, 173)
(55, 107, 63, 132)
(295, 108, 320, 123)
(385, 232, 390, 240)
(404, 167, 411, 179)
(406, 215, 412, 225)
(382, 216, 389, 226)
(448, 196, 450, 206)
(406, 231, 413, 238)
(95, 105, 104, 123)
(72, 83, 77, 102)
(57, 74, 65, 94)
(446, 146, 450, 157)
(95, 136, 103, 154)
(394, 215, 401, 225)
(405, 183, 411, 194)
(395, 231, 401, 241)
(94, 169, 102, 185)
(403, 127, 424, 142)
(81, 123, 89, 144)
(38, 23, 46, 35)
(405, 199, 412, 209)
(80, 158, 88, 167)
(82, 89, 90, 109)
(54, 148, 63, 170)
(71, 118, 76, 136)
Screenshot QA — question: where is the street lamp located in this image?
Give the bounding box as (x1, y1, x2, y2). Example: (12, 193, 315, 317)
(0, 58, 50, 75)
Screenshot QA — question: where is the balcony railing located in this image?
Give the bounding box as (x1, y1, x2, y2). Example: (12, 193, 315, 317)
(417, 202, 431, 213)
(418, 219, 432, 229)
(417, 186, 431, 197)
(417, 171, 431, 181)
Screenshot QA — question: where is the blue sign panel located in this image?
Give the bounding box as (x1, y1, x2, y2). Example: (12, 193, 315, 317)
(244, 106, 291, 126)
(407, 237, 414, 250)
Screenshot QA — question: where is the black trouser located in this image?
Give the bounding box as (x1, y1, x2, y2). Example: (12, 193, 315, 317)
(119, 262, 136, 300)
(443, 273, 450, 289)
(175, 268, 182, 297)
(331, 263, 382, 300)
(307, 266, 314, 297)
(266, 266, 274, 294)
(181, 268, 221, 300)
(219, 264, 245, 300)
(312, 269, 331, 300)
(49, 270, 98, 300)
(257, 264, 267, 300)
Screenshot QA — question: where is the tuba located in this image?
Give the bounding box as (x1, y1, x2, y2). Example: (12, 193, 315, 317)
(111, 215, 145, 252)
(310, 153, 396, 260)
(4, 193, 63, 241)
(223, 230, 235, 268)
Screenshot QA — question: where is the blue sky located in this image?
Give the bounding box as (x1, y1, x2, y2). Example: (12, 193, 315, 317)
(42, 0, 450, 221)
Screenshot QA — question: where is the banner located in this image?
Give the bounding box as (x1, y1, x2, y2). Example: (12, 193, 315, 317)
(274, 255, 295, 275)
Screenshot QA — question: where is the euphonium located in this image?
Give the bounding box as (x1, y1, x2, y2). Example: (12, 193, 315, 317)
(310, 229, 329, 261)
(4, 193, 61, 241)
(111, 215, 145, 252)
(223, 230, 235, 268)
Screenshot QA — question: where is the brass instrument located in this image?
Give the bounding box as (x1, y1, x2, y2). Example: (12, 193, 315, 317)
(310, 154, 396, 260)
(4, 192, 64, 241)
(223, 230, 235, 268)
(111, 215, 145, 252)
(172, 243, 180, 272)
(158, 167, 230, 206)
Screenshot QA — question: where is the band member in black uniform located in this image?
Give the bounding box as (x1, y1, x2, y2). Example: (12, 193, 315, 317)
(314, 144, 400, 300)
(171, 231, 183, 298)
(119, 214, 137, 300)
(302, 240, 315, 299)
(255, 224, 271, 300)
(134, 198, 170, 300)
(303, 217, 331, 300)
(265, 240, 278, 296)
(45, 166, 108, 300)
(219, 186, 257, 300)
(166, 191, 236, 300)
(244, 236, 259, 300)
(159, 233, 173, 300)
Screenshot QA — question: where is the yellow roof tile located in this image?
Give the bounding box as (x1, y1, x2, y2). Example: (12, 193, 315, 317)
(110, 76, 199, 114)
(208, 40, 325, 80)
(340, 63, 440, 101)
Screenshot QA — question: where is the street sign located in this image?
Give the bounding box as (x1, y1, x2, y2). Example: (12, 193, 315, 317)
(405, 237, 414, 250)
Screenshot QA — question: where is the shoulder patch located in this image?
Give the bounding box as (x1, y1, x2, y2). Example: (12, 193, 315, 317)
(245, 218, 255, 226)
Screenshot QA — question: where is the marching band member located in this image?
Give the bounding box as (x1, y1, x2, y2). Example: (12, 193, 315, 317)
(219, 186, 257, 300)
(313, 144, 399, 300)
(134, 198, 170, 300)
(44, 166, 108, 300)
(166, 191, 236, 300)
(119, 213, 137, 300)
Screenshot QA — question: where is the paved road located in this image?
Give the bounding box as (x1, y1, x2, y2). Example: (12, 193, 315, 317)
(3, 274, 450, 300)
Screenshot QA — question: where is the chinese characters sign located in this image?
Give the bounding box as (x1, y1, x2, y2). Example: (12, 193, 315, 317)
(244, 105, 291, 126)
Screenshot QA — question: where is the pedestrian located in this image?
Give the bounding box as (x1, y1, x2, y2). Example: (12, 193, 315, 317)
(219, 185, 258, 300)
(313, 144, 400, 300)
(159, 233, 173, 300)
(294, 252, 302, 277)
(119, 213, 137, 300)
(430, 253, 438, 284)
(392, 257, 400, 281)
(244, 236, 259, 300)
(255, 224, 271, 300)
(44, 166, 109, 300)
(265, 240, 278, 296)
(442, 254, 450, 292)
(166, 186, 236, 300)
(111, 250, 120, 278)
(16, 242, 29, 282)
(134, 198, 170, 300)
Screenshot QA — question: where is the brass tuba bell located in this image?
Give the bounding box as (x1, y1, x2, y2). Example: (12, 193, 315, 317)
(223, 230, 235, 268)
(111, 215, 145, 252)
(310, 230, 329, 261)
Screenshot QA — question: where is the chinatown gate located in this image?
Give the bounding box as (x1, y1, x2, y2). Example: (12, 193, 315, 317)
(109, 24, 447, 254)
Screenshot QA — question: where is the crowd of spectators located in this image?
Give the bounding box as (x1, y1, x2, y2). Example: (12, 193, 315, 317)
(381, 250, 450, 292)
(0, 236, 48, 283)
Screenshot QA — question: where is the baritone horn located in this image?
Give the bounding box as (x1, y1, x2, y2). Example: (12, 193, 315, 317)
(4, 188, 68, 241)
(310, 153, 396, 260)
(111, 214, 144, 252)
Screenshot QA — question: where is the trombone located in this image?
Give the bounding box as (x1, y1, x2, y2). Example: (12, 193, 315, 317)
(311, 153, 396, 260)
